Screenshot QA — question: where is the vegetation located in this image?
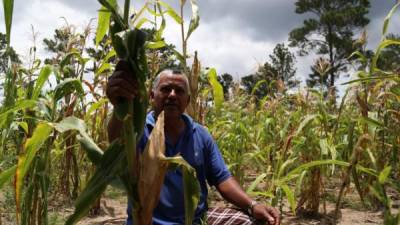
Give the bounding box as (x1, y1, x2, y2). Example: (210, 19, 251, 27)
(289, 0, 370, 90)
(241, 43, 298, 99)
(0, 0, 399, 225)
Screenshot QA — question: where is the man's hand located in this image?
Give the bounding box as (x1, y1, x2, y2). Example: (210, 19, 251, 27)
(106, 60, 139, 106)
(252, 204, 280, 225)
(216, 177, 281, 225)
(106, 60, 140, 142)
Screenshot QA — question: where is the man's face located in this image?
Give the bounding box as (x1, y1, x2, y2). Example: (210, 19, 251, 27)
(151, 73, 190, 119)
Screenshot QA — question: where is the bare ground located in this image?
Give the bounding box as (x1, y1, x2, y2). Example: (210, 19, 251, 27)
(2, 187, 397, 225)
(73, 195, 385, 225)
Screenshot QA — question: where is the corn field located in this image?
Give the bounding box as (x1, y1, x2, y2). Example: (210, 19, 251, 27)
(0, 0, 399, 225)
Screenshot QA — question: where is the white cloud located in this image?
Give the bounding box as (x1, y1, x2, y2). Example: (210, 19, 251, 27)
(7, 0, 96, 64)
(162, 16, 275, 79)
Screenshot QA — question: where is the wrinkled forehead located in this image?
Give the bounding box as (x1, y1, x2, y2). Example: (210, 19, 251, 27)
(157, 72, 189, 90)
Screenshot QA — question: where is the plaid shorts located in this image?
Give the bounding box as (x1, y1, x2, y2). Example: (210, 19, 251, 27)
(206, 207, 258, 225)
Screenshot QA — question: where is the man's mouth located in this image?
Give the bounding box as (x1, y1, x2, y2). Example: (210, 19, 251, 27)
(164, 103, 178, 109)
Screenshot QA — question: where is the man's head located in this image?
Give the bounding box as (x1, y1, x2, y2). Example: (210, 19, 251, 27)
(150, 69, 190, 119)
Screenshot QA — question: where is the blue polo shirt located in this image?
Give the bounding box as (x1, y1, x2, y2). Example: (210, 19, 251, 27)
(126, 112, 231, 225)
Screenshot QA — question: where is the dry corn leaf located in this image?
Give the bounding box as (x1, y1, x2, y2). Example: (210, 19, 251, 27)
(138, 111, 168, 225)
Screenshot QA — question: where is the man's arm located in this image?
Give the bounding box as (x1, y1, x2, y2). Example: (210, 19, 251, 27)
(216, 177, 280, 225)
(107, 113, 123, 142)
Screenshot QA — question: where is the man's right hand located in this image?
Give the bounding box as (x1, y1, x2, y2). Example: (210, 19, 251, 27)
(106, 60, 139, 106)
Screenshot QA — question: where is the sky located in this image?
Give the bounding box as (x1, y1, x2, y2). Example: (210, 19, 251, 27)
(2, 0, 400, 85)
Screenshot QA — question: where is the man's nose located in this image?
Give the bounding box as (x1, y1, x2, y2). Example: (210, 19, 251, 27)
(168, 89, 177, 98)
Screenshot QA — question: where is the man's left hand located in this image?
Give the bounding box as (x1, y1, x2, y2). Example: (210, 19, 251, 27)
(252, 204, 280, 225)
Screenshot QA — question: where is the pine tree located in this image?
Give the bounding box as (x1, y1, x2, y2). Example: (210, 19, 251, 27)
(241, 43, 298, 99)
(289, 0, 370, 89)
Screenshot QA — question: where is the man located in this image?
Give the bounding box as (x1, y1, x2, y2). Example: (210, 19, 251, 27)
(106, 61, 280, 225)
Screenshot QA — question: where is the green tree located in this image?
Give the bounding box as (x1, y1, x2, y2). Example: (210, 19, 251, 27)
(217, 73, 234, 99)
(241, 43, 298, 99)
(0, 32, 20, 74)
(289, 0, 370, 89)
(241, 73, 264, 98)
(0, 32, 21, 110)
(377, 34, 400, 72)
(269, 43, 298, 89)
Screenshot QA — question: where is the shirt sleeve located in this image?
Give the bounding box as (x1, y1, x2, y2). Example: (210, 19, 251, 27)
(203, 130, 232, 186)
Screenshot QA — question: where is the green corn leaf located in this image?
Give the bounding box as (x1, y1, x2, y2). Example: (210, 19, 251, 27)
(155, 4, 166, 41)
(369, 183, 386, 204)
(186, 0, 199, 40)
(53, 116, 86, 132)
(2, 0, 14, 45)
(32, 65, 52, 100)
(84, 98, 108, 121)
(355, 165, 378, 177)
(66, 141, 124, 225)
(279, 160, 350, 184)
(320, 139, 329, 156)
(0, 165, 16, 190)
(158, 1, 183, 24)
(355, 70, 369, 79)
(391, 86, 400, 96)
(341, 74, 399, 85)
(16, 123, 53, 210)
(251, 80, 267, 96)
(0, 99, 36, 127)
(54, 116, 104, 165)
(277, 158, 297, 179)
(250, 191, 274, 198)
(329, 144, 337, 160)
(95, 62, 112, 76)
(77, 135, 103, 166)
(246, 173, 266, 193)
(164, 156, 200, 225)
(378, 166, 392, 184)
(372, 39, 400, 71)
(98, 0, 119, 18)
(146, 5, 162, 17)
(207, 68, 224, 112)
(360, 117, 384, 129)
(182, 164, 200, 225)
(145, 41, 166, 49)
(281, 184, 296, 213)
(172, 48, 186, 66)
(294, 114, 317, 136)
(53, 116, 98, 148)
(135, 17, 153, 29)
(382, 2, 400, 36)
(17, 121, 29, 134)
(103, 49, 116, 62)
(296, 170, 307, 195)
(348, 50, 367, 63)
(60, 52, 86, 69)
(53, 78, 84, 102)
(96, 6, 111, 46)
(130, 2, 148, 27)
